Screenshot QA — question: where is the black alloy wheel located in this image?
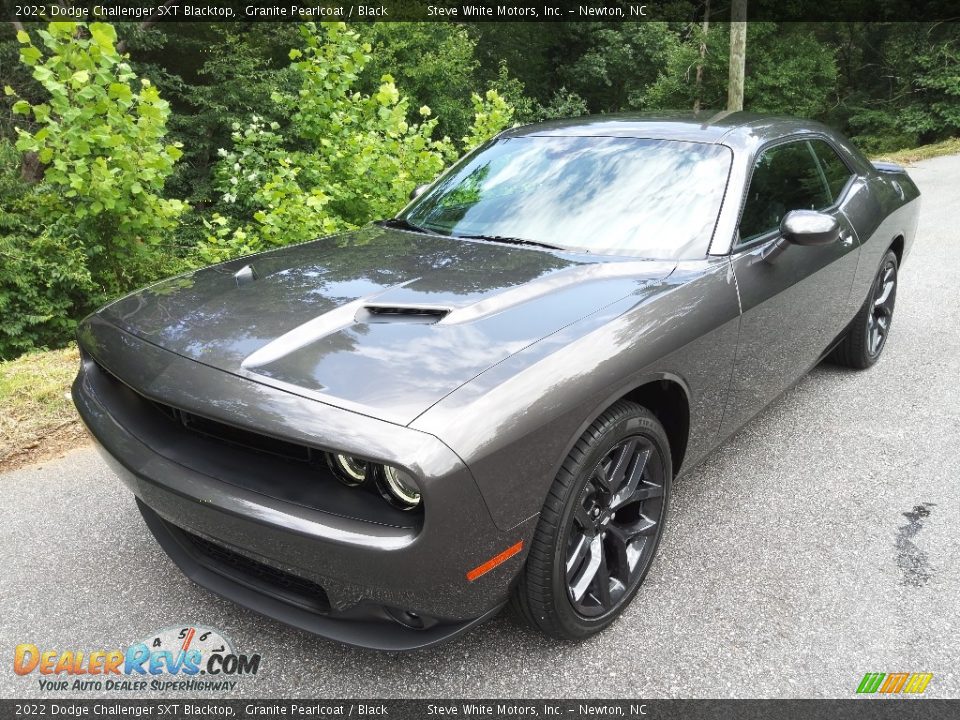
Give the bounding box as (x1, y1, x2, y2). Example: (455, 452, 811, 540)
(511, 401, 672, 640)
(565, 436, 665, 617)
(867, 256, 897, 358)
(830, 248, 900, 370)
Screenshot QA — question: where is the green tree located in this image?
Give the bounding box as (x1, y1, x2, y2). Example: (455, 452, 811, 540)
(558, 24, 679, 113)
(360, 23, 480, 141)
(130, 24, 301, 209)
(198, 22, 513, 264)
(642, 23, 837, 118)
(7, 21, 186, 295)
(0, 138, 94, 358)
(836, 23, 960, 151)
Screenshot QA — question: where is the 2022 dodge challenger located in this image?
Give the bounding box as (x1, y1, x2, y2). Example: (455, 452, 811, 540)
(73, 114, 920, 650)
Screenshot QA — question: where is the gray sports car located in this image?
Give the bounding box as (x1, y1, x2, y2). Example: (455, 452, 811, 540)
(73, 114, 920, 650)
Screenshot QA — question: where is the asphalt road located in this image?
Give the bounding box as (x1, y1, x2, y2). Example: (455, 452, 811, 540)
(2, 154, 958, 700)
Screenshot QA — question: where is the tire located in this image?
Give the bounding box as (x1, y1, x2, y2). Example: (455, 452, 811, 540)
(830, 249, 899, 369)
(511, 400, 672, 640)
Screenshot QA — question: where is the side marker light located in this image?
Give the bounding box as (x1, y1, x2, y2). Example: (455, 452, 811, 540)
(466, 540, 524, 582)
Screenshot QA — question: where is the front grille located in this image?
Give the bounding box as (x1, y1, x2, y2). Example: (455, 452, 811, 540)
(151, 400, 315, 464)
(87, 357, 423, 528)
(92, 358, 318, 465)
(180, 528, 331, 614)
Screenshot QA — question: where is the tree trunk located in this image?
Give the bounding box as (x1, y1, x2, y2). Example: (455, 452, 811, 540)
(20, 152, 44, 184)
(727, 0, 747, 111)
(693, 0, 711, 114)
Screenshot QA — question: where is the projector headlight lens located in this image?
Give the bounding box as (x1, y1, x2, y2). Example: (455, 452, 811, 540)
(329, 453, 368, 486)
(381, 466, 421, 509)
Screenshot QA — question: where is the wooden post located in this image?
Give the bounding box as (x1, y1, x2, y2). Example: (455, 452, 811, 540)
(693, 0, 711, 114)
(727, 0, 747, 111)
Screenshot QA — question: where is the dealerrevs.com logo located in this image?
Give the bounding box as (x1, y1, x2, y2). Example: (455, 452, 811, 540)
(13, 625, 261, 693)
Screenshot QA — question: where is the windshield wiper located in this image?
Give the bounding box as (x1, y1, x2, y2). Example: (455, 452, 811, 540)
(377, 217, 435, 235)
(455, 233, 565, 251)
(379, 222, 568, 252)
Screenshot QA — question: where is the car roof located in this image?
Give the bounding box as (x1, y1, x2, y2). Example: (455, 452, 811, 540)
(500, 112, 835, 151)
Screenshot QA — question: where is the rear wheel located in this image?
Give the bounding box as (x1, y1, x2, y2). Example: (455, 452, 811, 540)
(830, 249, 898, 369)
(511, 401, 671, 640)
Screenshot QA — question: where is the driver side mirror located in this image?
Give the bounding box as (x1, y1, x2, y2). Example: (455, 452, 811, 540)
(410, 183, 430, 201)
(762, 210, 839, 263)
(780, 210, 840, 246)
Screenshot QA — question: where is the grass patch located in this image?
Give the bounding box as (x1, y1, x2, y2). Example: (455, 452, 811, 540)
(873, 138, 960, 165)
(0, 344, 84, 470)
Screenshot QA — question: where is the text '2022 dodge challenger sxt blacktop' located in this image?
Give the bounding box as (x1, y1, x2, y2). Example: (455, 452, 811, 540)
(74, 114, 919, 650)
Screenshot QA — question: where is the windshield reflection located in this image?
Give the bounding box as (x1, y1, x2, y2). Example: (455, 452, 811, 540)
(403, 136, 732, 259)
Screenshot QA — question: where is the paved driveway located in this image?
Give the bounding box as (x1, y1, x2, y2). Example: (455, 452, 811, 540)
(2, 154, 958, 699)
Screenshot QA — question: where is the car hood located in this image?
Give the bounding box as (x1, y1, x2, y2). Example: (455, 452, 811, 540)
(98, 226, 675, 425)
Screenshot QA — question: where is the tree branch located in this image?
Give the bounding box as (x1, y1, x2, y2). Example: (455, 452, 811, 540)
(116, 0, 179, 53)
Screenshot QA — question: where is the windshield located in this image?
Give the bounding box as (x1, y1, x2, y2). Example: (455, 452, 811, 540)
(401, 136, 732, 259)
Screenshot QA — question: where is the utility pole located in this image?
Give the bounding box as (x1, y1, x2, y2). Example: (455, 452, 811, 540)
(693, 0, 711, 114)
(727, 0, 747, 111)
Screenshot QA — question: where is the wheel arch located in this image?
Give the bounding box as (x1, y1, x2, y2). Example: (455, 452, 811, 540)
(568, 374, 692, 480)
(890, 234, 905, 267)
(621, 378, 691, 476)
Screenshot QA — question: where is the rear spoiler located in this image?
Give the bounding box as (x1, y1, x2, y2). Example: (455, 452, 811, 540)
(872, 160, 908, 175)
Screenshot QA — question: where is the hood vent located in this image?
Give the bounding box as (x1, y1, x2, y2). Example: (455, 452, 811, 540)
(357, 305, 450, 325)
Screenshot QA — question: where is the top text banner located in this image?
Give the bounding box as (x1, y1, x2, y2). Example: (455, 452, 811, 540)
(8, 0, 960, 23)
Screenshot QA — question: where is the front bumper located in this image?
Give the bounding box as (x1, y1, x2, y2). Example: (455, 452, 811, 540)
(73, 317, 533, 650)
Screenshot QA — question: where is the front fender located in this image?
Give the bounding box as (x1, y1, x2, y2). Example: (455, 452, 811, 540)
(412, 257, 741, 530)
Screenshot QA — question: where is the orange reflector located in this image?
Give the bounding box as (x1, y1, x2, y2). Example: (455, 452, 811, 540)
(466, 540, 524, 582)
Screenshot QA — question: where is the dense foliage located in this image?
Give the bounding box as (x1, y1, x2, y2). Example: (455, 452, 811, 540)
(2, 21, 186, 357)
(197, 23, 512, 263)
(0, 138, 93, 357)
(0, 18, 957, 358)
(9, 23, 187, 288)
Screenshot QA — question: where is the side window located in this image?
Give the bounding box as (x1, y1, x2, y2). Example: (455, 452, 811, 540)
(738, 141, 831, 243)
(810, 139, 854, 202)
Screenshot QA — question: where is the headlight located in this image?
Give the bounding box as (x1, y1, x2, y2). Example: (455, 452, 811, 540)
(380, 465, 421, 510)
(329, 453, 368, 486)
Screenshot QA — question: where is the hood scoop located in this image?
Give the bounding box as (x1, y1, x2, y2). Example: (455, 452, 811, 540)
(356, 304, 450, 325)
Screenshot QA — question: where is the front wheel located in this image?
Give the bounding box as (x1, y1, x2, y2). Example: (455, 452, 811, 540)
(511, 401, 671, 640)
(830, 249, 899, 369)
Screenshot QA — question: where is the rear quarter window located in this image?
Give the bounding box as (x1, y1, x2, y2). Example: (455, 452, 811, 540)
(810, 139, 854, 202)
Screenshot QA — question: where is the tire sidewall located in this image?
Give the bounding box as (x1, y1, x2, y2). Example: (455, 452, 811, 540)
(548, 409, 672, 639)
(865, 251, 899, 362)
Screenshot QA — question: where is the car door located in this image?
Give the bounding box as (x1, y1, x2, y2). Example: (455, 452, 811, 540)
(720, 138, 861, 435)
(807, 138, 869, 327)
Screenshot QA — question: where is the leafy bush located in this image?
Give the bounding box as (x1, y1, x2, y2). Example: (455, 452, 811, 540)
(360, 23, 480, 142)
(0, 139, 93, 358)
(7, 22, 186, 296)
(0, 21, 186, 357)
(882, 28, 960, 141)
(536, 88, 589, 121)
(640, 23, 837, 117)
(462, 89, 515, 151)
(197, 22, 513, 264)
(845, 109, 919, 154)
